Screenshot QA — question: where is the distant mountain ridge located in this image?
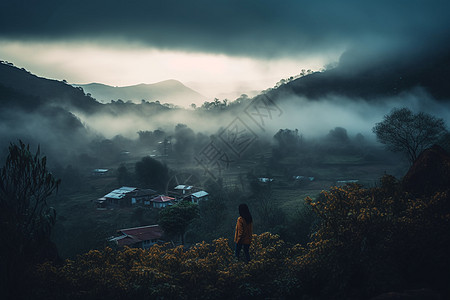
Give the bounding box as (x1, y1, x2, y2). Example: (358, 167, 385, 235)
(76, 80, 206, 106)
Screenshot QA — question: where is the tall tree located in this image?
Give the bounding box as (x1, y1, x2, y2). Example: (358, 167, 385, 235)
(0, 141, 60, 298)
(372, 107, 447, 164)
(117, 163, 133, 186)
(135, 156, 169, 191)
(173, 124, 195, 160)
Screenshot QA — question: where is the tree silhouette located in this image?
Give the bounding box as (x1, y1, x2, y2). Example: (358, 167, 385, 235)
(0, 141, 60, 298)
(373, 108, 447, 164)
(117, 163, 133, 186)
(135, 156, 169, 191)
(173, 124, 195, 160)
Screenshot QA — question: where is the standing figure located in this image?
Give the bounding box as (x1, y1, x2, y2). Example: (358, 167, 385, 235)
(234, 203, 253, 262)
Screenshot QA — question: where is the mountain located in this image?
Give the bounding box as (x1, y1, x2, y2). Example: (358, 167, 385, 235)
(0, 62, 197, 165)
(0, 62, 102, 112)
(0, 62, 95, 161)
(270, 46, 450, 102)
(76, 80, 206, 106)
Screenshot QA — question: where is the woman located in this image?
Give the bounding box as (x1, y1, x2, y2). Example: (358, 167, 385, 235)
(234, 203, 253, 262)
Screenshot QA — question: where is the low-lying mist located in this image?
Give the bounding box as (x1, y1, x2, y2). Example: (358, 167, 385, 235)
(2, 86, 449, 174)
(75, 106, 236, 140)
(75, 88, 450, 145)
(264, 88, 450, 140)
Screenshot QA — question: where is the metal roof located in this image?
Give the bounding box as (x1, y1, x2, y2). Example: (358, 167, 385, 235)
(174, 185, 193, 190)
(103, 186, 137, 199)
(191, 191, 208, 198)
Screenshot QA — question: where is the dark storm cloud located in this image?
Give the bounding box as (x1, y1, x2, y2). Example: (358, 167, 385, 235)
(1, 0, 450, 58)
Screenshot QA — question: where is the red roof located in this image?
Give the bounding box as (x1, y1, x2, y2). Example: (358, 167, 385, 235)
(114, 225, 164, 247)
(151, 195, 175, 203)
(114, 235, 141, 247)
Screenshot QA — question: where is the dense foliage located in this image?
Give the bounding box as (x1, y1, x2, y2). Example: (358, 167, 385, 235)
(30, 176, 450, 299)
(159, 201, 199, 245)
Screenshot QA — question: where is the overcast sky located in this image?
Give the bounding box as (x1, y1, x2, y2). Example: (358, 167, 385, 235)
(1, 0, 450, 98)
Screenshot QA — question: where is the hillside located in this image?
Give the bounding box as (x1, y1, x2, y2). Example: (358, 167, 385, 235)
(0, 62, 190, 164)
(271, 46, 450, 101)
(77, 80, 206, 106)
(0, 62, 96, 160)
(28, 167, 450, 299)
(0, 62, 102, 112)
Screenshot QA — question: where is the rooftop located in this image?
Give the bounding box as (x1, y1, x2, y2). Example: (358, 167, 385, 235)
(174, 185, 193, 190)
(191, 191, 208, 198)
(151, 195, 175, 203)
(110, 225, 164, 247)
(103, 186, 137, 199)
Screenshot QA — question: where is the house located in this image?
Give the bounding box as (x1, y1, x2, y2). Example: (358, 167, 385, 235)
(109, 225, 164, 249)
(131, 188, 158, 206)
(188, 190, 209, 204)
(98, 186, 157, 207)
(258, 177, 274, 183)
(102, 186, 137, 206)
(92, 168, 109, 176)
(150, 195, 175, 208)
(173, 184, 194, 195)
(96, 197, 107, 209)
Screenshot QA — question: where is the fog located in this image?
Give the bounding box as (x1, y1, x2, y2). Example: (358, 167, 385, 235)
(268, 88, 450, 140)
(1, 52, 450, 171)
(75, 106, 235, 140)
(68, 88, 450, 150)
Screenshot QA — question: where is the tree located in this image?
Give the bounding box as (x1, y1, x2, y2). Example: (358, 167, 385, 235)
(372, 107, 447, 164)
(0, 141, 60, 298)
(135, 156, 169, 191)
(327, 127, 349, 143)
(173, 124, 196, 160)
(117, 163, 133, 186)
(273, 128, 302, 157)
(158, 201, 199, 245)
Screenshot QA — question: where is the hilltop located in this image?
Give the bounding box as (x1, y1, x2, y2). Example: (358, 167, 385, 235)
(0, 61, 101, 112)
(76, 80, 206, 106)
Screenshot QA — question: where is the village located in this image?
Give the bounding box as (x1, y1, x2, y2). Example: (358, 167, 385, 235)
(96, 182, 209, 249)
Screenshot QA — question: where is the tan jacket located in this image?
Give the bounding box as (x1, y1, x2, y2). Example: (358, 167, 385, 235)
(234, 216, 253, 244)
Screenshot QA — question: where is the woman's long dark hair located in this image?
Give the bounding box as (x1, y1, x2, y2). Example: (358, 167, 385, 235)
(239, 204, 252, 224)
